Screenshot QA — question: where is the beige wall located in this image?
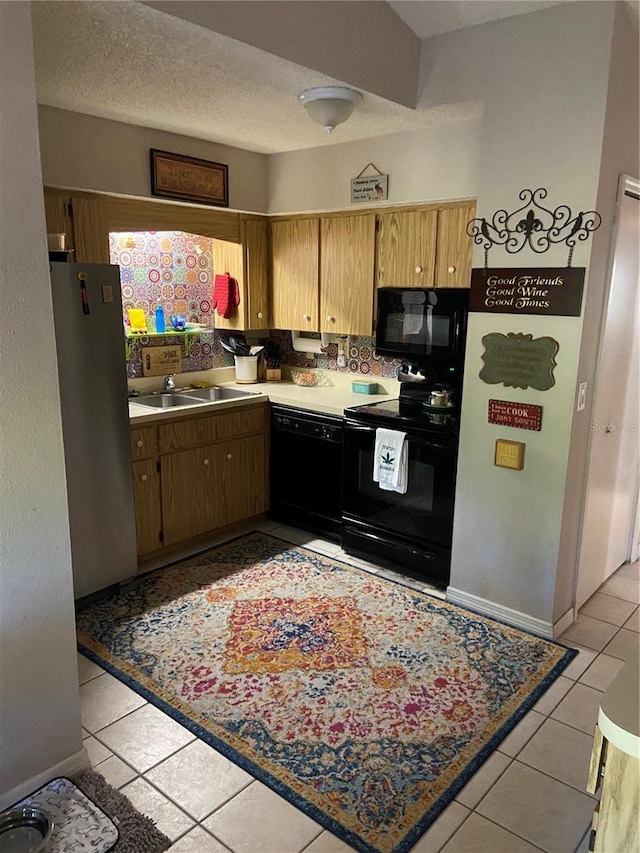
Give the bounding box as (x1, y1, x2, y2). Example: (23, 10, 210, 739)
(145, 0, 421, 107)
(268, 118, 481, 213)
(0, 2, 83, 803)
(414, 1, 619, 630)
(562, 0, 640, 613)
(38, 106, 269, 213)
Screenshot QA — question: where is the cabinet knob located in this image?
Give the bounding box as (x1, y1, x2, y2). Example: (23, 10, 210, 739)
(257, 312, 263, 319)
(227, 453, 233, 460)
(415, 265, 423, 274)
(140, 473, 148, 482)
(136, 440, 143, 448)
(326, 315, 334, 323)
(448, 265, 456, 274)
(203, 458, 210, 466)
(303, 313, 311, 322)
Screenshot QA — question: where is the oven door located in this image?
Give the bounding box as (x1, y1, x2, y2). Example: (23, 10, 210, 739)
(342, 420, 457, 549)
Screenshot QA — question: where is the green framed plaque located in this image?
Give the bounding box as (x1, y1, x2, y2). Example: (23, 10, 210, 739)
(480, 332, 559, 390)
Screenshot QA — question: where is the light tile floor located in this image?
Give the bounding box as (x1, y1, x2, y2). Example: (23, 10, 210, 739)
(78, 523, 640, 853)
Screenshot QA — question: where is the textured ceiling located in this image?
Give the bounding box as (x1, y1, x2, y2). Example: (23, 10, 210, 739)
(31, 0, 636, 156)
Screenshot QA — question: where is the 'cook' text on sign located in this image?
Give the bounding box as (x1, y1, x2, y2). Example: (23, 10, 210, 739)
(480, 332, 558, 391)
(470, 267, 585, 316)
(488, 400, 543, 431)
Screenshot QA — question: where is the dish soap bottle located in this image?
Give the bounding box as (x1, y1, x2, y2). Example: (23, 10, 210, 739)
(155, 305, 165, 333)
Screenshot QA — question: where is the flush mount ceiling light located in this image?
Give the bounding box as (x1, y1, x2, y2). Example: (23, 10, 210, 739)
(298, 86, 362, 134)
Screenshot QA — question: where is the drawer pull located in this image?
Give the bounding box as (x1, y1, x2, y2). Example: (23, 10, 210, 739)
(448, 265, 456, 273)
(415, 265, 423, 274)
(140, 473, 148, 482)
(227, 453, 233, 460)
(257, 312, 264, 319)
(203, 458, 210, 466)
(136, 439, 143, 448)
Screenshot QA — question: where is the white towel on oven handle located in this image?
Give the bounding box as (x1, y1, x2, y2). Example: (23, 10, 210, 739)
(373, 428, 408, 494)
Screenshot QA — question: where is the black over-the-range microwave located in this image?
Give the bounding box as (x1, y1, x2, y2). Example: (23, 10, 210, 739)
(374, 287, 470, 367)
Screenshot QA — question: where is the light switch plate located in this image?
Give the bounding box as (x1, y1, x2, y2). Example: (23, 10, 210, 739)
(577, 382, 587, 412)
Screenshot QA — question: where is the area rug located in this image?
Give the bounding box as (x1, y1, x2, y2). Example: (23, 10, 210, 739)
(77, 532, 576, 853)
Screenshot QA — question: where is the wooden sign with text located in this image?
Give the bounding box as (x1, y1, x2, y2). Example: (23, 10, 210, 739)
(141, 345, 182, 377)
(488, 399, 543, 431)
(480, 333, 558, 390)
(470, 268, 585, 315)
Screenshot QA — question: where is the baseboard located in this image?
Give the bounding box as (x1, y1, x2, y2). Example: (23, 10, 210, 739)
(446, 587, 555, 639)
(0, 745, 89, 811)
(553, 607, 576, 640)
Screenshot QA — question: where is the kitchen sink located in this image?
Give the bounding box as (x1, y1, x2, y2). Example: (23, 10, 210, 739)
(180, 387, 255, 401)
(133, 386, 256, 408)
(134, 393, 204, 408)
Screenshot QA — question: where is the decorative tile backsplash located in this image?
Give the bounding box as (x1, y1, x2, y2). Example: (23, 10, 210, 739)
(111, 230, 402, 381)
(110, 231, 234, 378)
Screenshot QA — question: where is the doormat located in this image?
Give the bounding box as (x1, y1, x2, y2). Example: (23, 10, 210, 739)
(76, 532, 576, 853)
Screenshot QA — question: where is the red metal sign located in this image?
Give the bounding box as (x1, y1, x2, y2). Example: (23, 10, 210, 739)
(488, 399, 543, 431)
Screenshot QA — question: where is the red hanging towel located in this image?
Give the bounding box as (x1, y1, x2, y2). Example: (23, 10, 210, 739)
(212, 272, 240, 319)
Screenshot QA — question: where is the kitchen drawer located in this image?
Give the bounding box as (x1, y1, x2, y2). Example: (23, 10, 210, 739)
(158, 405, 267, 453)
(131, 426, 158, 460)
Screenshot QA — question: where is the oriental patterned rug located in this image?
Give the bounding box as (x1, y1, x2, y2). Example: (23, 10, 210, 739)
(76, 532, 576, 853)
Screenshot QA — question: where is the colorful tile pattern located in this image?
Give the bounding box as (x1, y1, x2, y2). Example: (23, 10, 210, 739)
(111, 232, 402, 380)
(77, 532, 576, 853)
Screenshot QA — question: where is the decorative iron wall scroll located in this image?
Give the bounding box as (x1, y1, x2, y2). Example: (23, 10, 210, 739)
(480, 332, 559, 391)
(467, 188, 601, 267)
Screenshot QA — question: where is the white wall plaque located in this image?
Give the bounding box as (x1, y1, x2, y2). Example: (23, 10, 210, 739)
(351, 174, 388, 203)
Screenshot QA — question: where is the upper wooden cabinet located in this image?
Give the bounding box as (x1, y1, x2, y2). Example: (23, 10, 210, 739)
(271, 215, 376, 336)
(375, 202, 475, 290)
(320, 214, 376, 336)
(43, 189, 110, 264)
(212, 217, 270, 331)
(376, 209, 438, 288)
(271, 218, 320, 331)
(435, 203, 475, 289)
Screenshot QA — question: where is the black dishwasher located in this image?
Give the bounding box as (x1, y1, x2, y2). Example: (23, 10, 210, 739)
(269, 404, 343, 541)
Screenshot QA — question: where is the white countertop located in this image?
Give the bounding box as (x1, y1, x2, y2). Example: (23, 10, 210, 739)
(598, 646, 640, 758)
(128, 369, 399, 423)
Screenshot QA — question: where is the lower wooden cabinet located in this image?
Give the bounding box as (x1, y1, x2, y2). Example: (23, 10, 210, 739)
(587, 723, 639, 852)
(130, 404, 268, 558)
(132, 459, 162, 555)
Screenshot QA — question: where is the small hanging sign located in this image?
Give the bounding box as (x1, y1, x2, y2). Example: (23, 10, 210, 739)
(351, 163, 388, 203)
(488, 399, 543, 431)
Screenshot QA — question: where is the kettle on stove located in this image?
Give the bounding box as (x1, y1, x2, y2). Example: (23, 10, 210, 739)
(428, 389, 452, 407)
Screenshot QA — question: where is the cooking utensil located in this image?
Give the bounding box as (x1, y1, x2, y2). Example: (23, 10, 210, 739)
(229, 335, 251, 355)
(249, 345, 264, 356)
(219, 340, 236, 355)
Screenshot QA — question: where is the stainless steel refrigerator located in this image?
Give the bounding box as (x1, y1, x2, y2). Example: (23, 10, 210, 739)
(50, 261, 137, 599)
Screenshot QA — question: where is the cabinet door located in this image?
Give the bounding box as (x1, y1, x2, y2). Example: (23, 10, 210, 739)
(376, 209, 437, 288)
(216, 434, 267, 526)
(244, 218, 270, 330)
(271, 219, 319, 331)
(161, 445, 223, 545)
(320, 215, 375, 336)
(132, 459, 162, 556)
(44, 190, 75, 255)
(435, 204, 475, 288)
(72, 196, 110, 264)
(211, 238, 245, 330)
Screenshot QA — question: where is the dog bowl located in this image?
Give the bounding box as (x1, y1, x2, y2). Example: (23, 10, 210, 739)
(0, 806, 54, 852)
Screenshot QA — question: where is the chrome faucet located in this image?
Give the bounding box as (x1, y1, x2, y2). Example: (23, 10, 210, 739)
(164, 374, 176, 391)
